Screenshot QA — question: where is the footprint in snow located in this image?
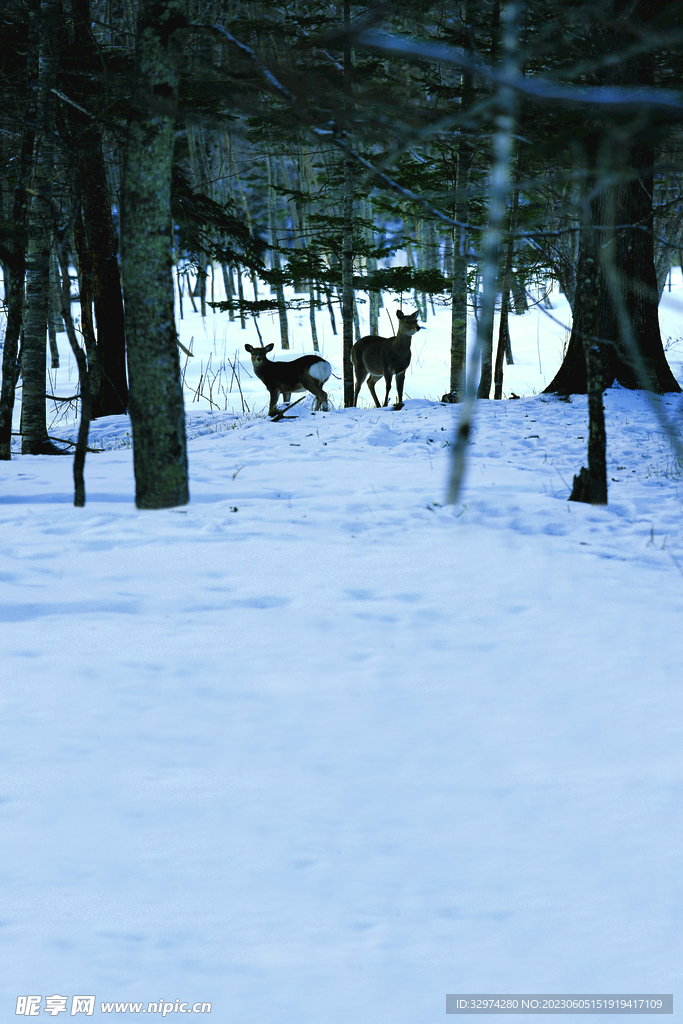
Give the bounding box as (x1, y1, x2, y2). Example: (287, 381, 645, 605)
(365, 424, 402, 448)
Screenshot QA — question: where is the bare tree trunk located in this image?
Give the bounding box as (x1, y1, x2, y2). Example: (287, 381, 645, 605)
(494, 187, 519, 399)
(267, 149, 289, 349)
(341, 0, 354, 406)
(22, 0, 63, 455)
(0, 0, 39, 460)
(308, 284, 319, 351)
(448, 1, 473, 401)
(569, 187, 608, 505)
(48, 252, 61, 368)
(449, 141, 471, 398)
(65, 0, 128, 417)
(74, 207, 101, 404)
(56, 231, 91, 506)
(120, 0, 188, 509)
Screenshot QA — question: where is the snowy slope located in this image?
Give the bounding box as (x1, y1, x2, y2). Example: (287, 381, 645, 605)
(1, 276, 683, 1021)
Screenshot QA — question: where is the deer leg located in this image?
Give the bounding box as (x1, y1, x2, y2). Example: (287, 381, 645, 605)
(353, 366, 367, 406)
(394, 371, 406, 410)
(303, 373, 329, 411)
(382, 373, 393, 407)
(366, 375, 383, 408)
(282, 392, 291, 404)
(268, 387, 281, 417)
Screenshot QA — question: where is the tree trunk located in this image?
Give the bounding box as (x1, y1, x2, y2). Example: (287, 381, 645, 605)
(493, 289, 510, 400)
(76, 133, 129, 414)
(56, 233, 91, 506)
(545, 5, 680, 396)
(22, 0, 63, 455)
(65, 0, 128, 417)
(341, 0, 354, 406)
(267, 150, 289, 349)
(448, 0, 519, 503)
(0, 0, 39, 460)
(568, 201, 608, 505)
(449, 9, 473, 401)
(494, 186, 519, 399)
(74, 207, 101, 406)
(120, 0, 189, 509)
(450, 150, 470, 398)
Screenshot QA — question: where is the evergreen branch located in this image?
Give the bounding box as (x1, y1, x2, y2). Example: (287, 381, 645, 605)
(199, 22, 477, 233)
(354, 31, 683, 117)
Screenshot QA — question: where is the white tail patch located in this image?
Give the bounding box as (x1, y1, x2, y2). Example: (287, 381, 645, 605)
(309, 360, 332, 384)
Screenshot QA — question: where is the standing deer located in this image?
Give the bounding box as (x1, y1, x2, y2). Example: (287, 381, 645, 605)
(351, 309, 422, 410)
(245, 343, 332, 417)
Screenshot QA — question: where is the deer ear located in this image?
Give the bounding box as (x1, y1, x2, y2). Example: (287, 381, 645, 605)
(264, 343, 274, 353)
(396, 309, 404, 320)
(245, 344, 254, 352)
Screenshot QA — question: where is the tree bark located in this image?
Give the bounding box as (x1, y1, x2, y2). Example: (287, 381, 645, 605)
(56, 232, 91, 506)
(267, 150, 289, 349)
(568, 198, 608, 505)
(494, 187, 519, 399)
(67, 0, 128, 417)
(545, 5, 680, 396)
(450, 133, 471, 398)
(0, 0, 39, 460)
(22, 0, 63, 455)
(120, 0, 189, 509)
(341, 0, 355, 407)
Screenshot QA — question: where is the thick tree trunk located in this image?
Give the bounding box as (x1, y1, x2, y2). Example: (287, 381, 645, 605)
(0, 0, 39, 460)
(545, 140, 680, 396)
(120, 0, 189, 509)
(22, 0, 63, 455)
(76, 133, 128, 414)
(68, 0, 128, 417)
(604, 138, 679, 391)
(545, 6, 680, 396)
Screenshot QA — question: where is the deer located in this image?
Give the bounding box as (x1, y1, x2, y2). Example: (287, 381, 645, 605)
(351, 309, 422, 410)
(245, 343, 332, 418)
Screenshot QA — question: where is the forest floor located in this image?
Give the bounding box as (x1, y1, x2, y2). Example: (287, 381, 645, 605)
(1, 277, 683, 1020)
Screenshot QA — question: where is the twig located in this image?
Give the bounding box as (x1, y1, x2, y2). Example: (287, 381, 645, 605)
(270, 395, 306, 421)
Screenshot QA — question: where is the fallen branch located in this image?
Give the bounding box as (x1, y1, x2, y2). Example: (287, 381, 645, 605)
(270, 395, 306, 421)
(12, 430, 104, 453)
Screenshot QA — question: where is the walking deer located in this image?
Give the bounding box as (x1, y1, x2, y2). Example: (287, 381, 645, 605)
(351, 309, 422, 410)
(245, 343, 332, 417)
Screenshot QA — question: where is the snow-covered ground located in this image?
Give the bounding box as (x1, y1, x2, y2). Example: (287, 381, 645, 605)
(1, 271, 683, 1021)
